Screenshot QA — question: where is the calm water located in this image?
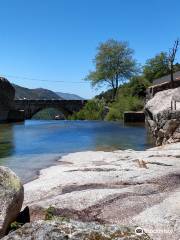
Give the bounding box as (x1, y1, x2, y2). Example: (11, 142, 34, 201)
(0, 120, 153, 182)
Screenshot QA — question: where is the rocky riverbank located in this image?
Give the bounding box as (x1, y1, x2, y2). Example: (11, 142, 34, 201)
(3, 219, 150, 240)
(0, 77, 24, 122)
(145, 87, 180, 145)
(0, 78, 15, 122)
(1, 143, 180, 239)
(20, 143, 180, 240)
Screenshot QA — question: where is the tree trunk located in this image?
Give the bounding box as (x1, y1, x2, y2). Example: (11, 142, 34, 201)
(110, 79, 116, 101)
(112, 87, 118, 101)
(113, 75, 119, 100)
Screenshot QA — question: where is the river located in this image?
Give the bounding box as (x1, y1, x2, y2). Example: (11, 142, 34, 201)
(0, 120, 153, 182)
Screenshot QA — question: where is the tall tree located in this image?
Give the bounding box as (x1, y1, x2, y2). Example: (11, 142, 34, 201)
(143, 52, 170, 82)
(85, 39, 137, 100)
(168, 39, 179, 88)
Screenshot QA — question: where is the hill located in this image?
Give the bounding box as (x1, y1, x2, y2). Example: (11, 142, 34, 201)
(56, 92, 84, 100)
(12, 84, 84, 120)
(13, 84, 84, 100)
(13, 84, 62, 100)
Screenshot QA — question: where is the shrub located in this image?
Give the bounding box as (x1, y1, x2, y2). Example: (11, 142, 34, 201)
(44, 206, 56, 220)
(70, 99, 105, 120)
(106, 95, 144, 121)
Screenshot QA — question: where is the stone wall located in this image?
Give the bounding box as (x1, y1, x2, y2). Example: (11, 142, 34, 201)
(124, 111, 145, 123)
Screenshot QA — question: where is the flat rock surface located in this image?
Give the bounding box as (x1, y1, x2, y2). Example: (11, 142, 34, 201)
(24, 143, 180, 240)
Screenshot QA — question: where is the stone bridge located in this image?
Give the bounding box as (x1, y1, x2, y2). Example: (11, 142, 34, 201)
(13, 99, 87, 119)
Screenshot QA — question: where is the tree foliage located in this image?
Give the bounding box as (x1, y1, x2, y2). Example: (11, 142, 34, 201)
(74, 38, 180, 122)
(106, 94, 143, 121)
(96, 75, 150, 101)
(70, 99, 105, 120)
(86, 39, 137, 100)
(143, 52, 170, 82)
(126, 76, 150, 98)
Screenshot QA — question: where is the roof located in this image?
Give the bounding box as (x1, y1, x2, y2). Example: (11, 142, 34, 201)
(153, 71, 180, 85)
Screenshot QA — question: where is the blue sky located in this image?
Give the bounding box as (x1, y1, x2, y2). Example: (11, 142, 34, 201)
(0, 0, 180, 99)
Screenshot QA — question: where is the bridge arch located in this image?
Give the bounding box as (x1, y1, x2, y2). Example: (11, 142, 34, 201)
(29, 106, 70, 119)
(13, 99, 87, 120)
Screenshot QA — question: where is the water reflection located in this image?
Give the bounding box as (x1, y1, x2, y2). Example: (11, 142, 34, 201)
(92, 121, 154, 151)
(0, 123, 15, 160)
(0, 120, 153, 182)
(0, 120, 154, 158)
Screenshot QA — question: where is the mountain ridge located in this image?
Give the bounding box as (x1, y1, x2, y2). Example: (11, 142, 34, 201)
(56, 92, 84, 100)
(13, 84, 83, 100)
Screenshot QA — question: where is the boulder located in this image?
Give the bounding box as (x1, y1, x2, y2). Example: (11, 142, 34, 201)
(145, 87, 180, 145)
(0, 167, 24, 238)
(2, 219, 150, 240)
(0, 78, 15, 121)
(0, 78, 15, 107)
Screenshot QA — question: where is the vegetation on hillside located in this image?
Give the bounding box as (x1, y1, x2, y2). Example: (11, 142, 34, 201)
(142, 52, 170, 82)
(105, 77, 148, 120)
(69, 99, 105, 120)
(143, 51, 180, 83)
(28, 38, 180, 121)
(72, 76, 147, 121)
(72, 38, 180, 121)
(106, 93, 144, 121)
(13, 84, 62, 100)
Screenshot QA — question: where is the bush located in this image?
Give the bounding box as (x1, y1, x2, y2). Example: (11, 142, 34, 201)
(70, 99, 105, 120)
(71, 76, 147, 121)
(44, 206, 56, 220)
(128, 76, 150, 98)
(106, 95, 144, 121)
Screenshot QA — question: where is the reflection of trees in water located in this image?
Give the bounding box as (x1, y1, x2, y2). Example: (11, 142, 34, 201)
(0, 124, 14, 158)
(32, 108, 65, 120)
(93, 122, 154, 151)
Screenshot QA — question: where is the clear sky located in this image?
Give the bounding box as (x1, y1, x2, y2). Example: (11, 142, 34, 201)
(0, 0, 180, 99)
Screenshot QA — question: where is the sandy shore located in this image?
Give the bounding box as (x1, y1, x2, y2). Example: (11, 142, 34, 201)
(24, 143, 180, 240)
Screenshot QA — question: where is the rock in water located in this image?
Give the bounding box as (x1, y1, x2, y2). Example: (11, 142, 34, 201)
(2, 219, 150, 240)
(0, 77, 15, 121)
(0, 167, 24, 238)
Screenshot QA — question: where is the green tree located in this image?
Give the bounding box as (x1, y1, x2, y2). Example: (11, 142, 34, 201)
(86, 39, 137, 100)
(128, 76, 150, 98)
(143, 52, 170, 82)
